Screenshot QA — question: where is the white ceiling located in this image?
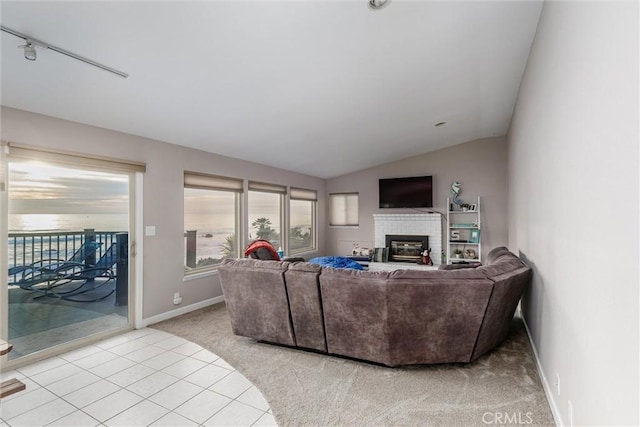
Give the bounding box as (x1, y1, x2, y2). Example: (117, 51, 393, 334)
(1, 1, 543, 179)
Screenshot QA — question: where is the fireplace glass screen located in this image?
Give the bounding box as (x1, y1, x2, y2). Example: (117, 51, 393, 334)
(385, 235, 429, 263)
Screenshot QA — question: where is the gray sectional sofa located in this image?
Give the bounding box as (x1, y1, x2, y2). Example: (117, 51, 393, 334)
(217, 247, 531, 367)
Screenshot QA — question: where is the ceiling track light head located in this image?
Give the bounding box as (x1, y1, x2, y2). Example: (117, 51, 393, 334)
(369, 0, 391, 10)
(19, 40, 37, 61)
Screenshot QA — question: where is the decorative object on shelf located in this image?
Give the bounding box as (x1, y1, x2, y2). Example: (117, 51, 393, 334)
(417, 248, 433, 266)
(447, 196, 482, 265)
(451, 181, 463, 207)
(464, 248, 477, 259)
(352, 247, 372, 257)
(453, 248, 463, 259)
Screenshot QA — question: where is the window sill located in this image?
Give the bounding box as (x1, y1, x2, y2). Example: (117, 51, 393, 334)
(183, 269, 219, 282)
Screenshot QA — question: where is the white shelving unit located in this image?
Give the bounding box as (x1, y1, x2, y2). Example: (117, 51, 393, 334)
(446, 196, 481, 264)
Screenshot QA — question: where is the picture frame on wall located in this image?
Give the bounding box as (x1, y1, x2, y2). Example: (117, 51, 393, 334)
(469, 229, 480, 243)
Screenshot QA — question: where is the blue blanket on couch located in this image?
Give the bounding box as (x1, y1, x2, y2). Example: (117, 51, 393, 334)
(308, 256, 363, 270)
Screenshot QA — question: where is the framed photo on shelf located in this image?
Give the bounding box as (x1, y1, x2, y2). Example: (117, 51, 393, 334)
(469, 229, 480, 243)
(468, 203, 477, 212)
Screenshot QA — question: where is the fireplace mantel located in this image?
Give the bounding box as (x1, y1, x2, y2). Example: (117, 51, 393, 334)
(373, 213, 442, 265)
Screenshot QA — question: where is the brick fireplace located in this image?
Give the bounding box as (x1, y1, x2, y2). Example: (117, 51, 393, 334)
(373, 213, 442, 265)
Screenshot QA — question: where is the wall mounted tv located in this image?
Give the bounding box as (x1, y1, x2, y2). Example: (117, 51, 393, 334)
(379, 175, 433, 209)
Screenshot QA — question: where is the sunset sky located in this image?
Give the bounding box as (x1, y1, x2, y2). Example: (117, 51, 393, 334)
(8, 161, 129, 215)
(10, 160, 310, 231)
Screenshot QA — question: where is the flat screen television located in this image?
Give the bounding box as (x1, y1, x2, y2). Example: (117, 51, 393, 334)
(379, 175, 433, 209)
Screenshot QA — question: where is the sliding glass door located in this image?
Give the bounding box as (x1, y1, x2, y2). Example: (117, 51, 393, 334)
(3, 155, 136, 362)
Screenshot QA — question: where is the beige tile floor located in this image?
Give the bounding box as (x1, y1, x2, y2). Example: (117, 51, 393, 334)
(0, 328, 276, 427)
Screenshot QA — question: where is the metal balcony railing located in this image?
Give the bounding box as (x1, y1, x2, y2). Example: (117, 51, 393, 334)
(7, 229, 130, 304)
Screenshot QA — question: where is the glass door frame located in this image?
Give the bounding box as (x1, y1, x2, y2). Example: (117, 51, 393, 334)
(0, 148, 142, 370)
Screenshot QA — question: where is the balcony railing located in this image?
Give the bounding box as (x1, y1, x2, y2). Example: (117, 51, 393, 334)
(7, 229, 129, 305)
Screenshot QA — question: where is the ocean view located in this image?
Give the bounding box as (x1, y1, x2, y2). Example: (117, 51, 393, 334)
(9, 213, 129, 233)
(8, 213, 306, 268)
(7, 213, 236, 268)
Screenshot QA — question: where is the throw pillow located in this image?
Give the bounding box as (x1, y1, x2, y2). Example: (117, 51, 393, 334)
(372, 247, 388, 263)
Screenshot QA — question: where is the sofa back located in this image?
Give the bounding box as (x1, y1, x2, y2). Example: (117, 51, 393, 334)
(218, 258, 296, 346)
(284, 262, 326, 352)
(319, 268, 392, 364)
(386, 269, 495, 365)
(320, 267, 495, 366)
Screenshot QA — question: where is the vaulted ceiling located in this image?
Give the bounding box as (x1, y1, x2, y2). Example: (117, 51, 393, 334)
(1, 1, 543, 178)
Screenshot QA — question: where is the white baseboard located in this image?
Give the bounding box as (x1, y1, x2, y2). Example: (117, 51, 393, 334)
(141, 295, 225, 327)
(521, 315, 563, 427)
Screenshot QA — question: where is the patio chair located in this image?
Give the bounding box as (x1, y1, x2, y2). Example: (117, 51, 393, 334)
(8, 241, 103, 291)
(44, 243, 119, 302)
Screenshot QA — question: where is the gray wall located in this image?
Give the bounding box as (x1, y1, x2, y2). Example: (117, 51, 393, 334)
(1, 107, 326, 320)
(325, 137, 508, 259)
(507, 1, 638, 425)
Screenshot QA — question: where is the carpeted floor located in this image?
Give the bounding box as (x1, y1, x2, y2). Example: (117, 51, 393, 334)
(152, 303, 555, 427)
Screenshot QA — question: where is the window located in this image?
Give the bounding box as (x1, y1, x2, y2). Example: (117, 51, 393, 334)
(289, 188, 317, 253)
(329, 192, 359, 226)
(184, 172, 242, 274)
(248, 181, 286, 251)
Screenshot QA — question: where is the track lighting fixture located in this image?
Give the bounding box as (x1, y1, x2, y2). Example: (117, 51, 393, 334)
(369, 0, 391, 10)
(21, 41, 37, 61)
(0, 25, 128, 78)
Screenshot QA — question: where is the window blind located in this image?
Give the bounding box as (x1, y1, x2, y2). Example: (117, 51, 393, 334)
(329, 193, 359, 226)
(248, 181, 287, 194)
(184, 171, 243, 192)
(290, 187, 317, 201)
(5, 141, 146, 173)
